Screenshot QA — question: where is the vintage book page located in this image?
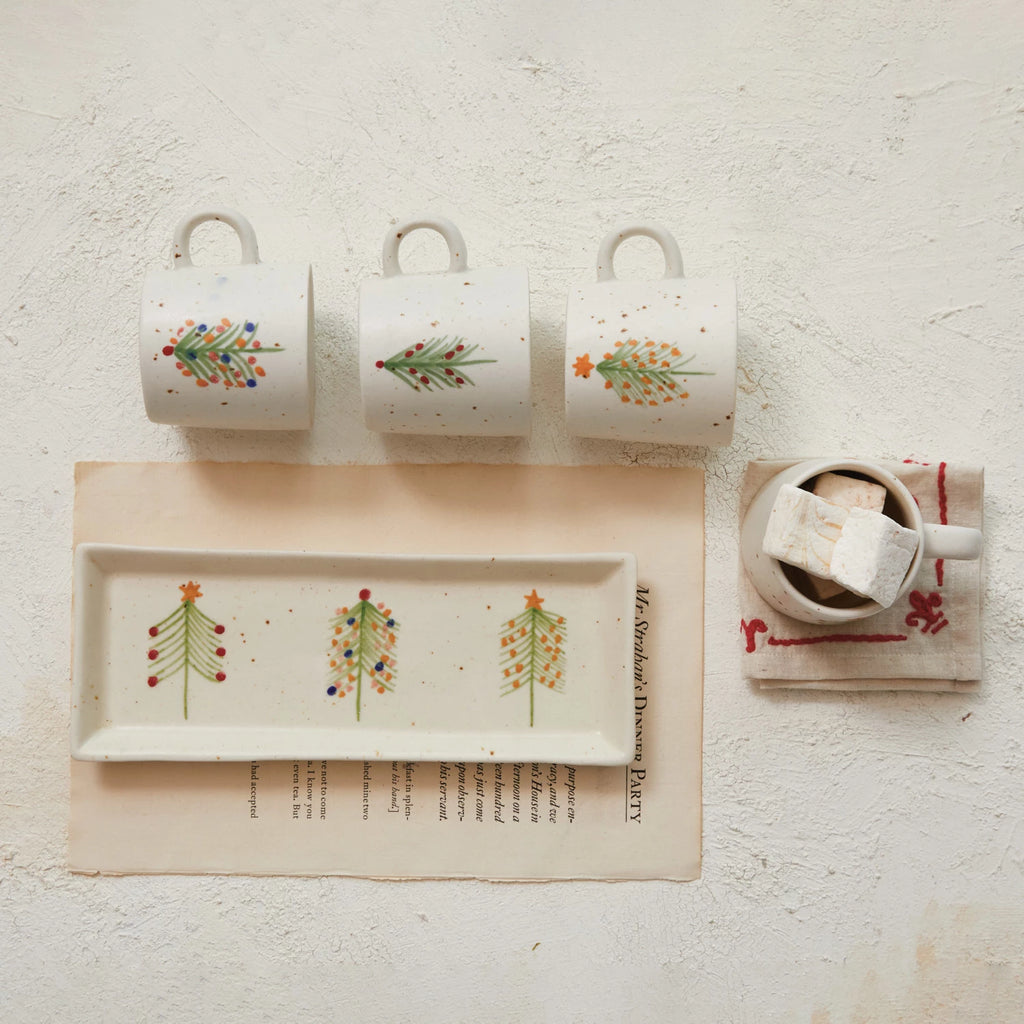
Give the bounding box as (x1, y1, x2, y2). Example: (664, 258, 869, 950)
(69, 462, 703, 880)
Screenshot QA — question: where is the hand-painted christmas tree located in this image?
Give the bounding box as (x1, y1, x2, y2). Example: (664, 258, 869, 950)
(499, 589, 566, 727)
(374, 335, 495, 391)
(327, 589, 399, 721)
(572, 338, 714, 407)
(146, 581, 227, 719)
(162, 318, 282, 389)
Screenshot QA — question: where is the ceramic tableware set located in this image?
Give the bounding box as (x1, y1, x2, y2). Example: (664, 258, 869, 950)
(68, 207, 984, 765)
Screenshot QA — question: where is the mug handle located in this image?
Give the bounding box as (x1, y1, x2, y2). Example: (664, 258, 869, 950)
(596, 223, 684, 282)
(382, 217, 469, 278)
(921, 523, 983, 561)
(172, 209, 260, 268)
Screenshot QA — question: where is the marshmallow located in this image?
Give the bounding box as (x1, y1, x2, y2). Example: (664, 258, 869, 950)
(762, 484, 849, 578)
(830, 506, 918, 607)
(812, 472, 887, 513)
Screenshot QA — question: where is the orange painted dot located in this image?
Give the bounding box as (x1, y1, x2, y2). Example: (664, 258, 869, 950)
(335, 627, 342, 635)
(384, 672, 392, 682)
(621, 396, 630, 403)
(341, 607, 349, 615)
(331, 639, 338, 647)
(369, 668, 376, 677)
(660, 343, 670, 350)
(509, 649, 517, 657)
(515, 663, 523, 673)
(512, 680, 520, 688)
(622, 382, 631, 389)
(255, 366, 265, 377)
(664, 396, 673, 403)
(204, 333, 214, 343)
(508, 620, 515, 628)
(182, 370, 192, 377)
(539, 676, 547, 685)
(614, 341, 623, 347)
(329, 660, 337, 668)
(681, 391, 689, 398)
(185, 319, 195, 326)
(634, 399, 643, 405)
(504, 669, 510, 678)
(555, 671, 562, 678)
(671, 347, 681, 356)
(338, 690, 346, 697)
(667, 382, 677, 390)
(377, 686, 385, 694)
(548, 681, 556, 688)
(604, 381, 613, 389)
(645, 341, 655, 347)
(557, 617, 564, 624)
(604, 352, 612, 359)
(196, 379, 209, 387)
(348, 674, 355, 683)
(236, 338, 246, 347)
(649, 400, 658, 406)
(221, 318, 231, 327)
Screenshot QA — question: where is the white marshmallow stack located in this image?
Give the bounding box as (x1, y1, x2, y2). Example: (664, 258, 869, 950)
(762, 485, 849, 578)
(829, 506, 918, 607)
(761, 480, 920, 608)
(812, 472, 886, 513)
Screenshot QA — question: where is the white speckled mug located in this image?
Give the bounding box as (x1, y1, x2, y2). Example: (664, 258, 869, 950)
(140, 209, 314, 429)
(740, 459, 984, 624)
(358, 217, 531, 436)
(564, 224, 737, 445)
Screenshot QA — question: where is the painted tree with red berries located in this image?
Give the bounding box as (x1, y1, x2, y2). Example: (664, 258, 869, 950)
(146, 581, 227, 719)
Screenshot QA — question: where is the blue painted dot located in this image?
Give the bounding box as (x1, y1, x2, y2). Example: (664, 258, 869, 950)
(187, 352, 197, 359)
(343, 649, 353, 658)
(375, 662, 384, 672)
(386, 619, 395, 627)
(327, 685, 337, 696)
(197, 324, 207, 332)
(346, 618, 355, 626)
(220, 353, 231, 363)
(246, 379, 257, 387)
(245, 322, 255, 332)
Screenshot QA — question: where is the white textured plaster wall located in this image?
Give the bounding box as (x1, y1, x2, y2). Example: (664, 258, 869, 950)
(2, 1, 1023, 1021)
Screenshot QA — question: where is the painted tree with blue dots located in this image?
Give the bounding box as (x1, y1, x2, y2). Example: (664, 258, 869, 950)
(161, 318, 283, 389)
(327, 589, 398, 721)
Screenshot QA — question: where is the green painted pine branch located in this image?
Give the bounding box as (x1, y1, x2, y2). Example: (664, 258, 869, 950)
(377, 336, 496, 392)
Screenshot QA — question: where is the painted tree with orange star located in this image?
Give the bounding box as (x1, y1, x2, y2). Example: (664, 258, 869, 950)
(499, 589, 567, 727)
(145, 581, 227, 719)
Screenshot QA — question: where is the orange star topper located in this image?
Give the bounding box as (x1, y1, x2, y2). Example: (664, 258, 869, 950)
(524, 589, 544, 610)
(179, 581, 203, 603)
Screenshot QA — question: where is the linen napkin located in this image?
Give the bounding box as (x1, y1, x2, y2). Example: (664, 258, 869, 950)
(738, 460, 983, 691)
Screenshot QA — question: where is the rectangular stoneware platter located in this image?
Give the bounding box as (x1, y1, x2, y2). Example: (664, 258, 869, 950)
(71, 544, 637, 764)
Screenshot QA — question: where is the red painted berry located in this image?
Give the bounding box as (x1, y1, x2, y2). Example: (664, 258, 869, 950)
(149, 626, 159, 637)
(409, 368, 417, 375)
(405, 350, 414, 358)
(375, 359, 384, 368)
(455, 344, 464, 351)
(147, 676, 158, 687)
(215, 672, 226, 682)
(445, 368, 454, 375)
(359, 588, 371, 601)
(214, 624, 225, 634)
(444, 351, 454, 359)
(415, 342, 424, 350)
(420, 375, 429, 384)
(162, 345, 175, 356)
(216, 647, 226, 657)
(148, 649, 158, 660)
(455, 377, 464, 385)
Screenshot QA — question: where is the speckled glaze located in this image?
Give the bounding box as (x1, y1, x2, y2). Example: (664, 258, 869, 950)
(359, 217, 530, 436)
(139, 209, 314, 430)
(564, 224, 737, 445)
(740, 459, 984, 624)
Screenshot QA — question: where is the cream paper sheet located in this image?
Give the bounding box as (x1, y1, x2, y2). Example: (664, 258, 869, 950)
(69, 462, 703, 880)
